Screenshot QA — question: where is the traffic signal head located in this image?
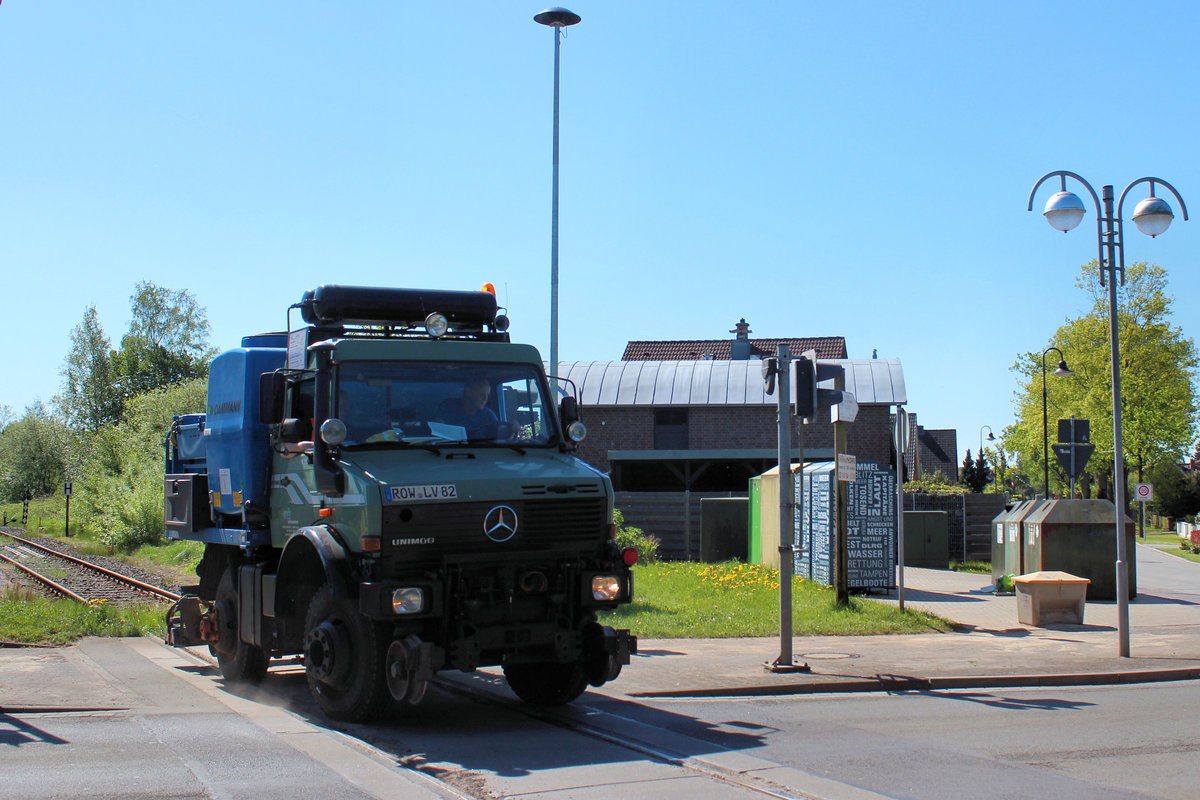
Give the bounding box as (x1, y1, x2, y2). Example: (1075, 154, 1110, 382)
(794, 351, 817, 419)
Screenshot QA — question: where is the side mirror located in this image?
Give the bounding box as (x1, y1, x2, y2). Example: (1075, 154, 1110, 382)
(279, 417, 313, 444)
(560, 396, 579, 425)
(559, 396, 587, 443)
(259, 372, 286, 424)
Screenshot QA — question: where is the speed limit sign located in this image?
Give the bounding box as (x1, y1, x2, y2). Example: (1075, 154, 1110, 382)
(1134, 483, 1154, 502)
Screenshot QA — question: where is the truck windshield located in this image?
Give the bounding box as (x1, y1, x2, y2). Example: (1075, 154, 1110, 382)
(335, 361, 558, 448)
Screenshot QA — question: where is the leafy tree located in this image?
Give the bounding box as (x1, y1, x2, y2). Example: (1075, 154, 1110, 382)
(59, 305, 122, 433)
(128, 280, 212, 357)
(985, 447, 1012, 493)
(0, 403, 69, 501)
(1147, 461, 1200, 520)
(111, 282, 212, 400)
(1006, 261, 1199, 502)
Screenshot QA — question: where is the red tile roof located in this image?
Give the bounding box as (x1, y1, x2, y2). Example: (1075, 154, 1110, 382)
(622, 337, 847, 361)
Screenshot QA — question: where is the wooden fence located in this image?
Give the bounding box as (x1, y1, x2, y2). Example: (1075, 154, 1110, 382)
(619, 490, 1009, 564)
(614, 491, 744, 561)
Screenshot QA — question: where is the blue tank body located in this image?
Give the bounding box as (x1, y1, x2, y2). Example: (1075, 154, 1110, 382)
(204, 334, 287, 514)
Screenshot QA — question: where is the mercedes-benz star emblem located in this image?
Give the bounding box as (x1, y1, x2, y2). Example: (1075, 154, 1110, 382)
(484, 505, 518, 542)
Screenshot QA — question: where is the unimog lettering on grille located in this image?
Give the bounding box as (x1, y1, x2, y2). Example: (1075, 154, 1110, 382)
(161, 284, 637, 722)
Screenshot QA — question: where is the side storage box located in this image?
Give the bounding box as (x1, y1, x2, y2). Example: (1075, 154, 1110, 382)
(165, 473, 212, 535)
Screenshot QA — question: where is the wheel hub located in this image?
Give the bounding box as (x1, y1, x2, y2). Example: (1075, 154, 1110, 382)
(305, 618, 351, 686)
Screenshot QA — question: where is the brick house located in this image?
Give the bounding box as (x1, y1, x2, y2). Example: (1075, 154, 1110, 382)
(552, 321, 906, 493)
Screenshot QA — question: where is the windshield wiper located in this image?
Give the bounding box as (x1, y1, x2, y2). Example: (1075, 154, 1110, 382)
(344, 441, 443, 455)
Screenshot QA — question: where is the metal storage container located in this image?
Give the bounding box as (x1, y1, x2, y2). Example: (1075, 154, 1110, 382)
(997, 499, 1046, 583)
(1022, 499, 1136, 601)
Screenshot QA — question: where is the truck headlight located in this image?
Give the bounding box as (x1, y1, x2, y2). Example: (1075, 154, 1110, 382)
(591, 575, 623, 602)
(392, 587, 425, 614)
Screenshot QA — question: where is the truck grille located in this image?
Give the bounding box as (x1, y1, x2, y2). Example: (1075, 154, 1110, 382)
(380, 497, 607, 563)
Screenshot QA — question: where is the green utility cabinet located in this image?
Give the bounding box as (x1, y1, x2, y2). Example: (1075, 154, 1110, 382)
(749, 475, 762, 564)
(903, 511, 949, 568)
(1022, 499, 1136, 601)
(700, 498, 749, 562)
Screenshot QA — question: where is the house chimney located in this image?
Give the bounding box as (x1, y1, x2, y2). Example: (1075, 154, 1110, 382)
(730, 318, 752, 360)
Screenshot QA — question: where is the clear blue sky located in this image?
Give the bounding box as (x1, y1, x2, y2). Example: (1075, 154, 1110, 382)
(3, 1, 1198, 464)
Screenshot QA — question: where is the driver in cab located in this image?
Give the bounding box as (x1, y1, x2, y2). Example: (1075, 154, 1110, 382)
(434, 376, 499, 439)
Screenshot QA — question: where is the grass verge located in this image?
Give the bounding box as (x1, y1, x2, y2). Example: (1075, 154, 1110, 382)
(599, 561, 953, 638)
(1141, 533, 1200, 565)
(0, 589, 168, 645)
(4, 525, 952, 643)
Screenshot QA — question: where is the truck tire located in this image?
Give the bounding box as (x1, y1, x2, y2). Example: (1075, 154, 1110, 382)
(503, 660, 589, 707)
(303, 585, 390, 722)
(212, 568, 268, 684)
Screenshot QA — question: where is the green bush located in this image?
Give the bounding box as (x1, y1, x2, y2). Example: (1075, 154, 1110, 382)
(903, 470, 968, 495)
(613, 509, 660, 563)
(80, 378, 207, 552)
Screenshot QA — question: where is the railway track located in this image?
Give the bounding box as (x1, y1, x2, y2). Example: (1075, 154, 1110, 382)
(0, 528, 181, 604)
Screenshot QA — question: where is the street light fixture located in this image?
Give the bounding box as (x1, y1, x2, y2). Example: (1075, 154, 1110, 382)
(534, 7, 581, 378)
(1040, 347, 1072, 499)
(979, 425, 995, 456)
(1028, 170, 1189, 658)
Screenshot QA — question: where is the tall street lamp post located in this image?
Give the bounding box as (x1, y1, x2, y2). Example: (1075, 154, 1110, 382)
(534, 7, 581, 376)
(1029, 170, 1189, 657)
(979, 425, 995, 488)
(1040, 347, 1072, 498)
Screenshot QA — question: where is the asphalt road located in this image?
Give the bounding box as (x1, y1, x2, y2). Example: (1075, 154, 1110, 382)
(585, 681, 1200, 800)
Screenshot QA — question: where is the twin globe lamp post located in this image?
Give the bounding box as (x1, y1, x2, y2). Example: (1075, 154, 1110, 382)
(1027, 171, 1188, 658)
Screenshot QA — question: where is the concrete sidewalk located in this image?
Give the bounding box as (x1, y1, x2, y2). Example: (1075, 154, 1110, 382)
(597, 543, 1200, 700)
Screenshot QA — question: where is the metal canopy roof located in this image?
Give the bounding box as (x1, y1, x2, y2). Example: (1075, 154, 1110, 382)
(552, 359, 906, 407)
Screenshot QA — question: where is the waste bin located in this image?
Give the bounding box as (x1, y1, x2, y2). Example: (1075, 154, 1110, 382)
(700, 498, 749, 562)
(1014, 571, 1089, 625)
(990, 503, 1017, 584)
(996, 499, 1045, 584)
(1023, 499, 1136, 601)
(904, 511, 949, 568)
